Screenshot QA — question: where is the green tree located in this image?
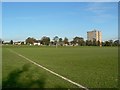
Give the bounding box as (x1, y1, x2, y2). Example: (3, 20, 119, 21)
(10, 40, 13, 44)
(2, 40, 4, 44)
(0, 39, 2, 44)
(93, 38, 96, 46)
(53, 36, 59, 48)
(97, 40, 100, 46)
(86, 40, 92, 46)
(26, 37, 36, 44)
(59, 38, 63, 42)
(113, 40, 119, 46)
(104, 41, 110, 46)
(109, 40, 113, 46)
(59, 38, 63, 46)
(63, 37, 69, 45)
(41, 36, 50, 45)
(73, 36, 84, 46)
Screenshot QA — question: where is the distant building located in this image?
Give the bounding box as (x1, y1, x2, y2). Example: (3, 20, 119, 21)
(87, 29, 102, 46)
(13, 41, 26, 45)
(14, 42, 21, 45)
(33, 42, 40, 46)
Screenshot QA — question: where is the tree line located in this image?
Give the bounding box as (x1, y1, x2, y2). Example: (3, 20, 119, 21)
(1, 36, 120, 46)
(25, 36, 119, 46)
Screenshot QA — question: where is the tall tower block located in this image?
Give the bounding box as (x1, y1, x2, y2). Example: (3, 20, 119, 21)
(87, 29, 102, 46)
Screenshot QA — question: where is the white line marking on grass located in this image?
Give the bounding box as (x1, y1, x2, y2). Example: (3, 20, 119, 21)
(8, 49, 89, 90)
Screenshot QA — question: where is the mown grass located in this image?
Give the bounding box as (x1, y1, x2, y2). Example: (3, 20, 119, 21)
(0, 46, 2, 88)
(2, 45, 118, 88)
(2, 47, 77, 88)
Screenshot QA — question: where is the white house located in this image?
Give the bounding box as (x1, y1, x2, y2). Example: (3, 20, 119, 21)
(33, 42, 40, 46)
(14, 42, 21, 45)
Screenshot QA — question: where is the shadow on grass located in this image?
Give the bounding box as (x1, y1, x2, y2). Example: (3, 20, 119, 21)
(2, 64, 46, 88)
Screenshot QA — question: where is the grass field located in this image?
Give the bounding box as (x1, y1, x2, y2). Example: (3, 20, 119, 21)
(0, 46, 2, 88)
(2, 45, 118, 88)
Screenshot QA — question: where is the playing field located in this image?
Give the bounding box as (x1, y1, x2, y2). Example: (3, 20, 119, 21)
(2, 45, 118, 88)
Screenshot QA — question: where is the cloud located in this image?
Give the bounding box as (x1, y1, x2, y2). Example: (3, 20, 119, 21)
(85, 2, 117, 23)
(86, 3, 112, 13)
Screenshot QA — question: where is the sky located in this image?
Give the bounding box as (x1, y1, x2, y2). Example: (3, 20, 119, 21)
(1, 0, 120, 2)
(2, 2, 118, 41)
